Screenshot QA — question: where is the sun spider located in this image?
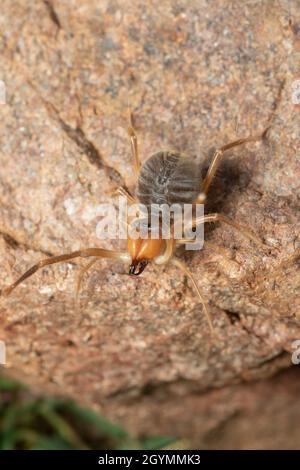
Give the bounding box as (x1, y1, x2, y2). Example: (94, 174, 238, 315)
(1, 112, 268, 333)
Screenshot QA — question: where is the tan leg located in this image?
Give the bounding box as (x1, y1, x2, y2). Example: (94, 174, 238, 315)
(75, 257, 99, 312)
(176, 239, 240, 264)
(202, 130, 268, 194)
(115, 186, 137, 204)
(1, 248, 130, 296)
(127, 111, 140, 177)
(176, 238, 199, 245)
(154, 239, 174, 265)
(181, 213, 266, 248)
(171, 257, 214, 335)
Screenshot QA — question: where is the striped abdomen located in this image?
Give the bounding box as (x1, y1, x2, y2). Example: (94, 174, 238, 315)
(136, 151, 202, 208)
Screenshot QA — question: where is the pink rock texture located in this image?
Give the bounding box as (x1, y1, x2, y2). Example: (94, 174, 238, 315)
(0, 0, 299, 448)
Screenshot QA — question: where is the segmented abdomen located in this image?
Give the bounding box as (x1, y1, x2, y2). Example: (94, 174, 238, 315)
(136, 151, 202, 208)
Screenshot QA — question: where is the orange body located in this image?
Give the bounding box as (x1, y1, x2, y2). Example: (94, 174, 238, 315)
(127, 236, 163, 275)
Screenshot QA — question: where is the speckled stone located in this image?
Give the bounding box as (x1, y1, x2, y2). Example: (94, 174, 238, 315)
(0, 0, 299, 448)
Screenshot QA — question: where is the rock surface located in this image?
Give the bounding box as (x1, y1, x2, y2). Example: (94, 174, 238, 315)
(0, 0, 299, 448)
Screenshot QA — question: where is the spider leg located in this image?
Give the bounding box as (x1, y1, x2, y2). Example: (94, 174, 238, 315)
(184, 213, 267, 248)
(1, 248, 130, 296)
(115, 186, 137, 204)
(201, 129, 268, 195)
(154, 239, 174, 265)
(171, 257, 215, 335)
(74, 257, 99, 313)
(127, 110, 140, 177)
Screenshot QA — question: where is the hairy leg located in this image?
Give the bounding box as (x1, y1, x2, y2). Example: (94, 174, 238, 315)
(171, 257, 214, 335)
(201, 130, 268, 195)
(114, 186, 137, 204)
(1, 248, 130, 296)
(74, 257, 99, 312)
(180, 213, 267, 248)
(154, 239, 174, 265)
(127, 111, 140, 177)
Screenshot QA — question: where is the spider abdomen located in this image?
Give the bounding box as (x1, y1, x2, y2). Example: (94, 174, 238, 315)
(136, 151, 202, 208)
